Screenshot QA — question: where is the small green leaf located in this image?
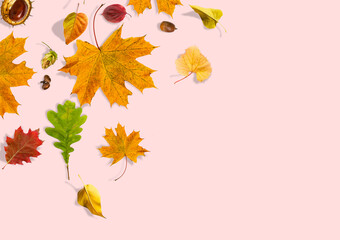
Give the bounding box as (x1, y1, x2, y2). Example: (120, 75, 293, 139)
(45, 100, 87, 180)
(190, 5, 226, 32)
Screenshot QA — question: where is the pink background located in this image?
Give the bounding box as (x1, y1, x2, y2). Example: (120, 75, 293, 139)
(1, 0, 340, 239)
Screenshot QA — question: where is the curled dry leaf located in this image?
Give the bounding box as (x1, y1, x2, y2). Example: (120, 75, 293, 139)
(59, 25, 156, 107)
(0, 33, 35, 117)
(77, 175, 105, 218)
(99, 123, 149, 181)
(128, 0, 181, 16)
(175, 46, 212, 84)
(190, 5, 226, 32)
(3, 127, 43, 169)
(41, 42, 57, 69)
(63, 11, 88, 44)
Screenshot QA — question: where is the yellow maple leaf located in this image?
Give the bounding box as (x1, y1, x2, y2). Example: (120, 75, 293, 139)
(59, 25, 156, 107)
(99, 123, 149, 180)
(0, 33, 35, 117)
(128, 0, 182, 16)
(175, 46, 212, 84)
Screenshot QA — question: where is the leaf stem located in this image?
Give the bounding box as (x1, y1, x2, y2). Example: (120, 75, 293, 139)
(93, 4, 104, 51)
(42, 42, 52, 50)
(218, 21, 227, 32)
(67, 164, 70, 180)
(76, 3, 80, 14)
(174, 72, 193, 84)
(115, 156, 128, 181)
(126, 12, 132, 18)
(2, 162, 8, 170)
(78, 174, 85, 185)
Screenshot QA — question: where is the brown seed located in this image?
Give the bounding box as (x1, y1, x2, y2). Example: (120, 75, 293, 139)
(42, 82, 50, 90)
(160, 21, 177, 32)
(43, 75, 51, 83)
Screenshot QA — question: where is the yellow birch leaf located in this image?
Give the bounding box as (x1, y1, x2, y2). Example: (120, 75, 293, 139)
(77, 175, 105, 218)
(190, 5, 226, 32)
(0, 33, 35, 117)
(63, 12, 88, 45)
(175, 46, 212, 84)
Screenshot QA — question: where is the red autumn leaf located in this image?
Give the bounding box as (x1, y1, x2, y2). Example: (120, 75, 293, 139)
(102, 4, 131, 23)
(3, 127, 43, 169)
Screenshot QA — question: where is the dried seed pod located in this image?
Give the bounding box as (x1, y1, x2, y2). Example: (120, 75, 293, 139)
(41, 42, 58, 69)
(160, 21, 177, 32)
(1, 0, 32, 26)
(42, 82, 50, 90)
(102, 4, 131, 23)
(40, 75, 51, 90)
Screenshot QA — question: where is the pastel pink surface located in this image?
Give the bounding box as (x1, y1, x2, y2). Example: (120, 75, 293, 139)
(0, 0, 340, 240)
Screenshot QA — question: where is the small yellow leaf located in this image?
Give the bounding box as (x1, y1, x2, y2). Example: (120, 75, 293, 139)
(190, 5, 226, 32)
(175, 46, 212, 83)
(77, 176, 105, 218)
(63, 12, 88, 45)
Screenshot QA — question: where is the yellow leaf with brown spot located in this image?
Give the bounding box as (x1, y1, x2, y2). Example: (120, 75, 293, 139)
(128, 0, 181, 16)
(99, 123, 149, 180)
(175, 46, 212, 84)
(0, 33, 35, 117)
(59, 25, 156, 107)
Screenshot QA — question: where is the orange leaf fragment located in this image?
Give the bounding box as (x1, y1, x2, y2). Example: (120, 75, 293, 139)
(0, 33, 35, 117)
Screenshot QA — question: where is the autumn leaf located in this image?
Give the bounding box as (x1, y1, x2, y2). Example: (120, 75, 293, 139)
(174, 46, 212, 84)
(190, 5, 226, 32)
(77, 175, 105, 218)
(63, 11, 88, 45)
(128, 0, 182, 16)
(3, 127, 43, 169)
(102, 4, 131, 23)
(0, 33, 35, 117)
(45, 100, 87, 180)
(99, 123, 149, 181)
(59, 25, 156, 107)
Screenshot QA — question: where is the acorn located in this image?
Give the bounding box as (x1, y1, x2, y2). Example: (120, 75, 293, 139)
(160, 21, 177, 32)
(1, 0, 32, 26)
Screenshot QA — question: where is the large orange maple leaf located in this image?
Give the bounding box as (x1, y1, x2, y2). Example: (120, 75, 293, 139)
(0, 33, 35, 117)
(128, 0, 182, 16)
(59, 26, 156, 107)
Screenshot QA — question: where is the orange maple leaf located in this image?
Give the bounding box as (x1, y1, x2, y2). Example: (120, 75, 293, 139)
(59, 25, 156, 107)
(128, 0, 182, 16)
(0, 33, 35, 117)
(99, 123, 149, 180)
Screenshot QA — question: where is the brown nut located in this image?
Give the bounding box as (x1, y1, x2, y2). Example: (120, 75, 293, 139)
(160, 21, 177, 32)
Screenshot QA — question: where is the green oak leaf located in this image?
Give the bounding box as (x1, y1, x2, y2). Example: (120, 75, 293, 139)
(45, 100, 87, 180)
